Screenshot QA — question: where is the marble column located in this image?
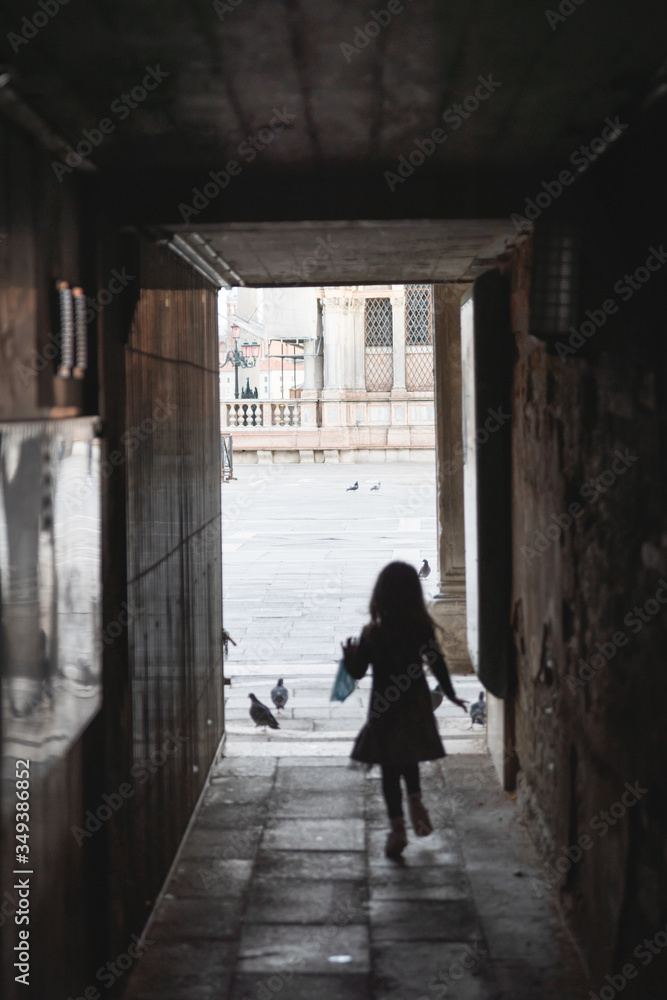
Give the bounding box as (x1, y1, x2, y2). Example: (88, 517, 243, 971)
(428, 283, 473, 673)
(300, 340, 319, 456)
(321, 293, 365, 397)
(303, 306, 324, 400)
(302, 340, 316, 395)
(313, 344, 324, 391)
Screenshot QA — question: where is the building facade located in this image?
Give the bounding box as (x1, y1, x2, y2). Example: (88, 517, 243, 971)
(220, 284, 436, 463)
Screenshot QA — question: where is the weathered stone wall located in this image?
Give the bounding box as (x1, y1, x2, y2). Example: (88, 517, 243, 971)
(509, 221, 667, 990)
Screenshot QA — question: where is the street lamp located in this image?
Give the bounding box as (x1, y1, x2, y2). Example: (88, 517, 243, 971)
(221, 325, 260, 399)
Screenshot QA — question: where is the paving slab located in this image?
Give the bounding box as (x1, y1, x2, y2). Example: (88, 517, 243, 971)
(270, 789, 365, 818)
(228, 972, 371, 1000)
(369, 865, 471, 901)
(202, 794, 271, 822)
(225, 740, 354, 756)
(254, 849, 368, 881)
(236, 923, 371, 974)
(273, 763, 366, 792)
(262, 817, 365, 852)
(167, 858, 255, 896)
(176, 816, 263, 853)
(210, 757, 276, 778)
(197, 796, 268, 823)
(243, 878, 367, 924)
(370, 898, 483, 941)
(150, 897, 245, 940)
(274, 755, 358, 767)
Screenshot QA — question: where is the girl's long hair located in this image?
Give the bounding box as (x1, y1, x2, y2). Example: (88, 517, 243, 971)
(369, 561, 435, 634)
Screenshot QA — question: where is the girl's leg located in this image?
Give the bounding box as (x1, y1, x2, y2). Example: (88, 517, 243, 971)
(381, 764, 404, 819)
(405, 763, 433, 837)
(381, 764, 408, 860)
(402, 762, 420, 797)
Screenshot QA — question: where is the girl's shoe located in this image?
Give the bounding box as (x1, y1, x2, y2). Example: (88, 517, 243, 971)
(408, 793, 433, 836)
(385, 817, 408, 860)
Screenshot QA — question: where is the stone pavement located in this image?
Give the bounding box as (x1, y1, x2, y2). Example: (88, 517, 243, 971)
(221, 462, 440, 665)
(122, 663, 594, 1000)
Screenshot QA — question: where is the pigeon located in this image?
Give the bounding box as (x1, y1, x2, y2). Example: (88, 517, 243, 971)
(222, 628, 236, 656)
(248, 693, 280, 730)
(346, 481, 359, 491)
(470, 691, 486, 728)
(430, 684, 444, 710)
(371, 482, 381, 491)
(271, 678, 288, 712)
(418, 559, 431, 579)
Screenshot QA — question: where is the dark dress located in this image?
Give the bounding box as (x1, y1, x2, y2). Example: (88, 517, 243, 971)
(344, 620, 457, 767)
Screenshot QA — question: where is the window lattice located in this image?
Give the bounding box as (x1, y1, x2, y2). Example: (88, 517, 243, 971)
(365, 297, 393, 391)
(365, 298, 393, 347)
(405, 285, 432, 345)
(405, 284, 434, 390)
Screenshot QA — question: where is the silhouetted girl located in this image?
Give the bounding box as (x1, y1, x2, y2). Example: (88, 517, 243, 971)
(342, 561, 467, 860)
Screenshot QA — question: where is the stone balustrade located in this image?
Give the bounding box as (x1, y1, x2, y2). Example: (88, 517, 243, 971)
(223, 400, 302, 428)
(220, 393, 435, 463)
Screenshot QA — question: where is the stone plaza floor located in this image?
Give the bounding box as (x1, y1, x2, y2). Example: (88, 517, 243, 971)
(121, 463, 595, 999)
(220, 462, 441, 666)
